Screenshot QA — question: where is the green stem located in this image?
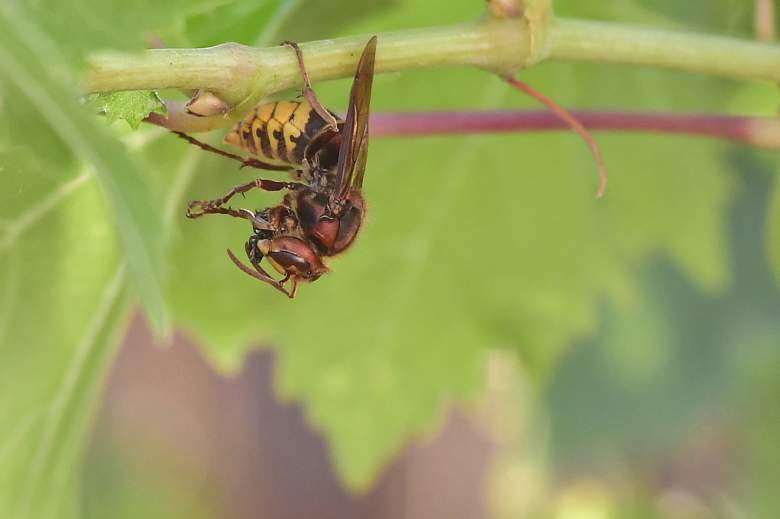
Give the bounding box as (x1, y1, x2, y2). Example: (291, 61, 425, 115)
(86, 18, 532, 108)
(550, 18, 780, 82)
(84, 16, 780, 109)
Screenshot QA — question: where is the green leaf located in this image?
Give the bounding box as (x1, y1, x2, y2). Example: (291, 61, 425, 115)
(162, 0, 740, 489)
(13, 0, 237, 66)
(181, 0, 401, 49)
(0, 170, 132, 517)
(86, 90, 166, 130)
(545, 155, 780, 516)
(2, 0, 769, 509)
(0, 6, 168, 333)
(741, 358, 780, 518)
(0, 1, 250, 517)
(767, 168, 780, 284)
(632, 0, 754, 35)
(564, 0, 754, 34)
(181, 0, 299, 47)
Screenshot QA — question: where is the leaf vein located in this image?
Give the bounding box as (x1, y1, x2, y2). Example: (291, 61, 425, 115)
(0, 171, 91, 254)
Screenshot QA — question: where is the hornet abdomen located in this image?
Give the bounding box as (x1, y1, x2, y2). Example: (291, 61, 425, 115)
(224, 100, 336, 168)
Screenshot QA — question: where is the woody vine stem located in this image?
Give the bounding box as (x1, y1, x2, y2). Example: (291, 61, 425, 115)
(84, 5, 780, 161)
(85, 16, 780, 110)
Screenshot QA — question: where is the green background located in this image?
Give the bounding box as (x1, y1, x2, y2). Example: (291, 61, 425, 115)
(1, 0, 778, 517)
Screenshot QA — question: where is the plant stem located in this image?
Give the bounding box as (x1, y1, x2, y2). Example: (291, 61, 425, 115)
(87, 19, 531, 107)
(85, 17, 780, 107)
(550, 18, 780, 82)
(147, 101, 780, 150)
(368, 110, 780, 149)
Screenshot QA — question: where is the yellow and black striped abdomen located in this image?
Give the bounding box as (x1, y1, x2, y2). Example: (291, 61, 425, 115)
(224, 100, 332, 168)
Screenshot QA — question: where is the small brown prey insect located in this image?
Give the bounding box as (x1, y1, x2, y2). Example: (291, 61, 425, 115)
(175, 36, 377, 298)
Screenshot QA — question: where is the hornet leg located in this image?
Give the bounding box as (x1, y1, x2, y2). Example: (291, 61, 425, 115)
(281, 41, 339, 131)
(172, 131, 290, 171)
(187, 178, 304, 219)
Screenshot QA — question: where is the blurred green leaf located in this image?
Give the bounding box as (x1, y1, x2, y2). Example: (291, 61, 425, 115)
(270, 0, 400, 41)
(14, 0, 236, 66)
(633, 0, 754, 35)
(181, 0, 401, 51)
(1, 0, 774, 508)
(572, 0, 755, 35)
(0, 169, 131, 517)
(0, 0, 253, 517)
(767, 169, 780, 285)
(742, 358, 780, 518)
(84, 436, 221, 519)
(162, 0, 743, 489)
(181, 0, 297, 47)
(86, 90, 166, 130)
(547, 156, 780, 518)
(0, 5, 167, 332)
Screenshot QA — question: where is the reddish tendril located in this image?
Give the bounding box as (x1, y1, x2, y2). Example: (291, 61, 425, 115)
(504, 76, 608, 198)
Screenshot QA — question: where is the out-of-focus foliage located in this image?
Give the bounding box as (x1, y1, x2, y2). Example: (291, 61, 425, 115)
(0, 2, 169, 333)
(13, 0, 237, 66)
(166, 0, 742, 487)
(547, 154, 780, 519)
(767, 169, 780, 284)
(0, 0, 778, 517)
(0, 0, 246, 517)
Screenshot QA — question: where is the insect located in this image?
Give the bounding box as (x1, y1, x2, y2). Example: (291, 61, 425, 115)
(176, 36, 377, 298)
